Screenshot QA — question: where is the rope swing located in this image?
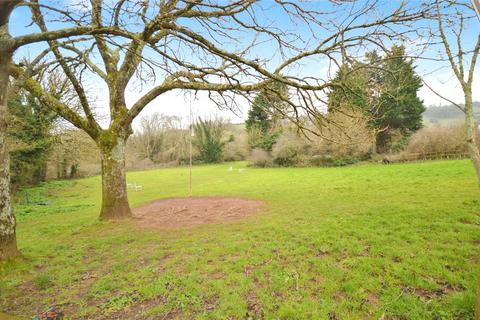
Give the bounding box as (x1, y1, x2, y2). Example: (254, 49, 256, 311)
(189, 94, 194, 198)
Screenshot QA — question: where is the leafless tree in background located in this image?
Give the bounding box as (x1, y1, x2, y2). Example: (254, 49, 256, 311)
(429, 0, 480, 316)
(433, 0, 480, 183)
(129, 113, 187, 163)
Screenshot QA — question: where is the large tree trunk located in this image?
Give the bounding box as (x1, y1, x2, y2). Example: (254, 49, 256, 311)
(0, 43, 19, 259)
(98, 135, 132, 220)
(0, 65, 18, 259)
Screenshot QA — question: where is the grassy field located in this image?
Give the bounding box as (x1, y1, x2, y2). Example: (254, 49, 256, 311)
(1, 160, 479, 319)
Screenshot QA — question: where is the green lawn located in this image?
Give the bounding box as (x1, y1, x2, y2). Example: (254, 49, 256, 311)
(1, 160, 479, 319)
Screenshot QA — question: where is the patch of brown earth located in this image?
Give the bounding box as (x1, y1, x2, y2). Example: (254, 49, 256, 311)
(245, 291, 263, 319)
(401, 282, 464, 301)
(134, 196, 264, 229)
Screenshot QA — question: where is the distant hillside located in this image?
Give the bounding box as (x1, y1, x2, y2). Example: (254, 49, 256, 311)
(423, 102, 480, 125)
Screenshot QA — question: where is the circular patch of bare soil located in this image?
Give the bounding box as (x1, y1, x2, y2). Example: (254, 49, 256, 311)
(134, 196, 264, 229)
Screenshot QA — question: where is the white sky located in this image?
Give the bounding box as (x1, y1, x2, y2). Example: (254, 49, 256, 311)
(123, 65, 479, 131)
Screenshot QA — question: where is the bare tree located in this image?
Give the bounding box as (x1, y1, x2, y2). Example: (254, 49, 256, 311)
(433, 0, 480, 183)
(9, 0, 433, 222)
(430, 0, 480, 316)
(129, 113, 187, 164)
(0, 0, 132, 259)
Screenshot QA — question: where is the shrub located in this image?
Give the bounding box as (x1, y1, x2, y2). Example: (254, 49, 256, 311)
(223, 125, 248, 161)
(405, 124, 466, 155)
(248, 148, 273, 167)
(388, 123, 468, 162)
(249, 110, 374, 168)
(34, 274, 52, 290)
(307, 154, 356, 167)
(388, 130, 410, 153)
(271, 131, 309, 166)
(193, 117, 226, 163)
(247, 124, 280, 151)
(293, 154, 312, 167)
(310, 110, 374, 160)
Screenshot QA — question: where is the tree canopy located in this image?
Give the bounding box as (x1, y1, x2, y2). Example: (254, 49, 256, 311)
(8, 92, 57, 187)
(246, 82, 288, 151)
(328, 45, 425, 152)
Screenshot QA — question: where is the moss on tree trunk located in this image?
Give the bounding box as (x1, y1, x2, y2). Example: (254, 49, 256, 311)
(99, 136, 132, 220)
(0, 46, 19, 260)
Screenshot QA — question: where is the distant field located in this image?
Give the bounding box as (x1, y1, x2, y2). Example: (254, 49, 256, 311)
(422, 117, 464, 126)
(1, 160, 479, 319)
(422, 102, 480, 126)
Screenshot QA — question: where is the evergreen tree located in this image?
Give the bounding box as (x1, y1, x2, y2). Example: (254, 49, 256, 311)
(328, 45, 425, 152)
(327, 63, 371, 113)
(193, 118, 226, 163)
(374, 45, 425, 151)
(246, 82, 288, 151)
(8, 92, 57, 187)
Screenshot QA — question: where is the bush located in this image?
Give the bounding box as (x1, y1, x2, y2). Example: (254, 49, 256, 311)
(307, 154, 357, 167)
(223, 125, 248, 161)
(248, 149, 273, 167)
(388, 130, 410, 153)
(405, 124, 466, 155)
(247, 110, 374, 168)
(247, 124, 280, 151)
(388, 123, 468, 162)
(193, 117, 226, 163)
(271, 132, 309, 166)
(309, 110, 374, 160)
(269, 110, 373, 167)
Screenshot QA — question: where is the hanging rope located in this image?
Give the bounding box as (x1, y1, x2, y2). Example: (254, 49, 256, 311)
(189, 94, 193, 197)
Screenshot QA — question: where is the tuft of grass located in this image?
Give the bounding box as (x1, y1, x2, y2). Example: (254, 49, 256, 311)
(0, 160, 479, 319)
(34, 274, 52, 290)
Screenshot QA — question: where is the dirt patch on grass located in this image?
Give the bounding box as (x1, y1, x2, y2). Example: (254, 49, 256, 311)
(246, 291, 263, 319)
(401, 282, 464, 301)
(134, 196, 264, 229)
